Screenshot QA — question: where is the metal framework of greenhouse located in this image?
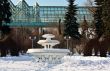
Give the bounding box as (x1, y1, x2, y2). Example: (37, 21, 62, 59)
(8, 0, 93, 27)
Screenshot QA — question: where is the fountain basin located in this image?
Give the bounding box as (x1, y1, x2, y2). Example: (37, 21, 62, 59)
(27, 48, 70, 63)
(27, 49, 70, 53)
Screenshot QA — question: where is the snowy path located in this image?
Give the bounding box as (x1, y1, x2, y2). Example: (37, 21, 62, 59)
(0, 55, 110, 71)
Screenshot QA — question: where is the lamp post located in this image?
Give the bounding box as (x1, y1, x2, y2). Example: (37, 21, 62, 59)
(29, 36, 36, 48)
(64, 36, 71, 49)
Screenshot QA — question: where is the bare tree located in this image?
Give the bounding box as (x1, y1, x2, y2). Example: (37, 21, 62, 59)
(85, 0, 96, 15)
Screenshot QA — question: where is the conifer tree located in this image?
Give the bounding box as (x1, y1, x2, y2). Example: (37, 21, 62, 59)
(99, 0, 110, 57)
(102, 0, 110, 37)
(0, 0, 12, 57)
(94, 0, 104, 38)
(0, 0, 11, 35)
(94, 0, 110, 57)
(64, 0, 80, 39)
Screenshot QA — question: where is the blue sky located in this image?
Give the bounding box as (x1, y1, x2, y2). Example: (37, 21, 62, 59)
(11, 0, 87, 6)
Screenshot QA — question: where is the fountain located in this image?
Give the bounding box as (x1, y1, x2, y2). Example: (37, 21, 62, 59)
(27, 34, 70, 63)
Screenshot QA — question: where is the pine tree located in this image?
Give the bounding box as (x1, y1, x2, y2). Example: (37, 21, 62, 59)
(102, 0, 110, 37)
(94, 0, 110, 57)
(64, 0, 80, 39)
(0, 0, 11, 35)
(94, 0, 104, 38)
(0, 0, 12, 57)
(99, 0, 110, 57)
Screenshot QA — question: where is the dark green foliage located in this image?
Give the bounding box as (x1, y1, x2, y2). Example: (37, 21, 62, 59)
(0, 0, 16, 57)
(64, 0, 80, 39)
(95, 0, 110, 57)
(84, 0, 110, 57)
(94, 0, 104, 38)
(1, 25, 11, 35)
(101, 0, 110, 36)
(0, 0, 11, 32)
(0, 0, 11, 24)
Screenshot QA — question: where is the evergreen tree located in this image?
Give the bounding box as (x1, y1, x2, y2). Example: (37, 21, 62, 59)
(0, 0, 12, 57)
(0, 0, 11, 34)
(64, 0, 80, 39)
(94, 0, 104, 38)
(99, 0, 110, 57)
(102, 0, 110, 37)
(94, 0, 110, 57)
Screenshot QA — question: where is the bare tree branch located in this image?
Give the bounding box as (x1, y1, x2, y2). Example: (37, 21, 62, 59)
(84, 0, 96, 15)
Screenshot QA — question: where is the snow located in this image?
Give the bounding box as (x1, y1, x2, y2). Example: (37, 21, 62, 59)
(0, 55, 110, 71)
(42, 34, 55, 38)
(27, 48, 70, 53)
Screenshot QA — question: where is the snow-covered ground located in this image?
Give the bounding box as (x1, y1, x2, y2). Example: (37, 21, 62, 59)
(0, 55, 110, 71)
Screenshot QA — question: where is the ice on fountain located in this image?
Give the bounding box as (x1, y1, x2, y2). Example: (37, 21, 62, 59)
(37, 34, 60, 49)
(37, 39, 60, 48)
(27, 34, 70, 64)
(42, 34, 55, 38)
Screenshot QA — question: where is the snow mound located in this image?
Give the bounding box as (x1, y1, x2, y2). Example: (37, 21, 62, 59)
(50, 56, 110, 71)
(0, 55, 110, 71)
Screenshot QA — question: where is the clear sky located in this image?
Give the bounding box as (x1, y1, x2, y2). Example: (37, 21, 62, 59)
(11, 0, 87, 6)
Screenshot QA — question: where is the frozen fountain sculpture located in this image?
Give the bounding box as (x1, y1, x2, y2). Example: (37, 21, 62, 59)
(37, 34, 60, 49)
(27, 34, 70, 63)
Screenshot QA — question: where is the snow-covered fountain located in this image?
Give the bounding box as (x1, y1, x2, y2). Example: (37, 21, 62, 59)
(27, 34, 70, 63)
